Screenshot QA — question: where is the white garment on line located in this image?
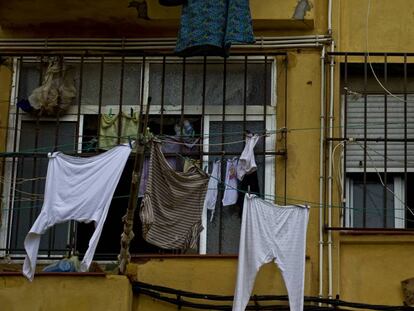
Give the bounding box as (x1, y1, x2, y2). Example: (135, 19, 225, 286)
(203, 160, 221, 222)
(237, 134, 260, 181)
(222, 158, 238, 206)
(233, 194, 309, 311)
(23, 144, 131, 281)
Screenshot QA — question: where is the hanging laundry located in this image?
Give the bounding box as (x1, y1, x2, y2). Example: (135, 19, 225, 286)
(140, 141, 209, 250)
(28, 57, 76, 116)
(237, 133, 260, 181)
(232, 195, 309, 311)
(204, 160, 221, 221)
(23, 145, 131, 281)
(139, 158, 150, 198)
(99, 112, 140, 150)
(222, 158, 239, 206)
(183, 158, 200, 173)
(138, 133, 199, 197)
(175, 0, 255, 57)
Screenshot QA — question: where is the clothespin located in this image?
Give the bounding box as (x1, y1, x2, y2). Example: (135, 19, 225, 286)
(109, 108, 113, 117)
(248, 185, 251, 196)
(130, 107, 134, 117)
(127, 136, 133, 148)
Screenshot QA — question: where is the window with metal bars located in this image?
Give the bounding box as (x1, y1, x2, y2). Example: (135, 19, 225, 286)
(339, 57, 414, 229)
(0, 54, 280, 260)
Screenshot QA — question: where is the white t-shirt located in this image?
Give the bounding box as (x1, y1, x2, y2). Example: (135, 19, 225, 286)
(23, 145, 131, 281)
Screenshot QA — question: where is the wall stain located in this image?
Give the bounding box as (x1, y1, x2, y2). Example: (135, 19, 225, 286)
(292, 0, 312, 20)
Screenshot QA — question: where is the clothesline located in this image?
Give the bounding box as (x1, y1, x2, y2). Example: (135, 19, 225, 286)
(1, 171, 411, 213)
(2, 133, 413, 163)
(2, 148, 414, 217)
(0, 133, 270, 155)
(2, 140, 414, 224)
(3, 192, 414, 226)
(1, 120, 413, 137)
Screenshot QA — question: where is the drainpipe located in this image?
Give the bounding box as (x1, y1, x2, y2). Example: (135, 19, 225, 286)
(327, 40, 335, 300)
(328, 0, 333, 35)
(326, 0, 334, 300)
(319, 45, 326, 300)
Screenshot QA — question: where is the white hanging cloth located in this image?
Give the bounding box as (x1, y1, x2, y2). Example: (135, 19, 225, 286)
(23, 144, 131, 281)
(222, 158, 239, 206)
(236, 133, 260, 181)
(203, 160, 221, 221)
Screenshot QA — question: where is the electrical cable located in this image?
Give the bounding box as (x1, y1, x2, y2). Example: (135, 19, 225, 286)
(365, 0, 414, 105)
(132, 281, 414, 311)
(355, 141, 414, 217)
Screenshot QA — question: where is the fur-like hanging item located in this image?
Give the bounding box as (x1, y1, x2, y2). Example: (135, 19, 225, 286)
(28, 57, 76, 116)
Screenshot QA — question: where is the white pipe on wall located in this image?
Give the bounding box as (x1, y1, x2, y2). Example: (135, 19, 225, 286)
(328, 0, 333, 35)
(0, 36, 331, 51)
(327, 0, 335, 300)
(327, 40, 335, 300)
(319, 45, 326, 300)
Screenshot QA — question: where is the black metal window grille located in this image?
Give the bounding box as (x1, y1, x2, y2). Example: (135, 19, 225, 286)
(0, 52, 287, 260)
(334, 52, 414, 230)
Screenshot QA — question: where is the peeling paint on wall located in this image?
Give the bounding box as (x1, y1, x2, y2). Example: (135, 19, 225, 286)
(292, 0, 312, 20)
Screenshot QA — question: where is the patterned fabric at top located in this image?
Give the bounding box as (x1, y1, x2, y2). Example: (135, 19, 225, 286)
(99, 113, 139, 150)
(140, 141, 209, 250)
(175, 0, 255, 57)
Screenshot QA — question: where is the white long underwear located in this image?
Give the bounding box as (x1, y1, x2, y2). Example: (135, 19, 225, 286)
(23, 145, 131, 281)
(203, 160, 221, 222)
(233, 194, 309, 311)
(236, 134, 260, 181)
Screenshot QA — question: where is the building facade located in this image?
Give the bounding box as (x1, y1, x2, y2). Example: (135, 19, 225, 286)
(0, 0, 413, 310)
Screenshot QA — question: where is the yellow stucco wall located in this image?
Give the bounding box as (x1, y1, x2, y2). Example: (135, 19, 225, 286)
(335, 0, 414, 53)
(339, 235, 414, 305)
(0, 275, 132, 311)
(0, 63, 11, 203)
(129, 257, 312, 311)
(0, 64, 11, 152)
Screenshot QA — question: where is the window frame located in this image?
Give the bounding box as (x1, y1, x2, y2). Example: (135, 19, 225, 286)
(340, 60, 414, 230)
(344, 175, 405, 229)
